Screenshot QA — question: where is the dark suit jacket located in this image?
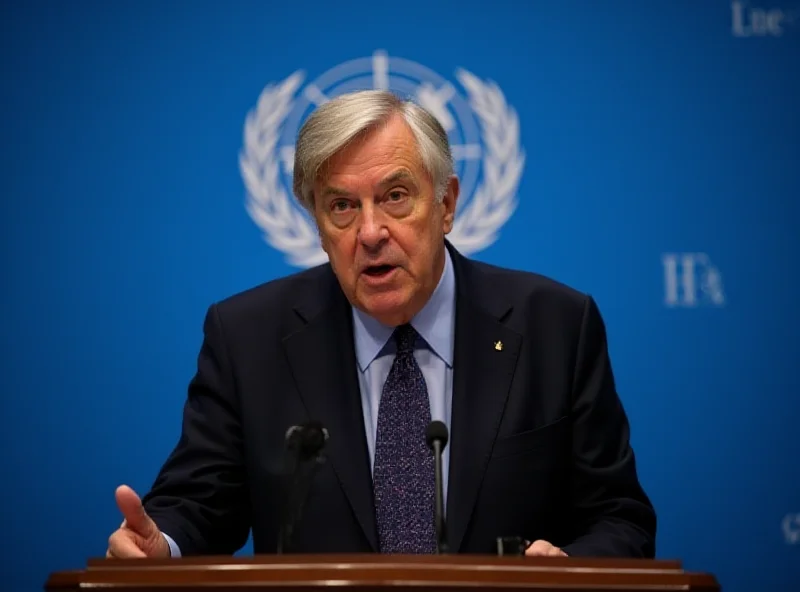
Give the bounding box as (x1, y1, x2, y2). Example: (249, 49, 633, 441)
(142, 243, 656, 557)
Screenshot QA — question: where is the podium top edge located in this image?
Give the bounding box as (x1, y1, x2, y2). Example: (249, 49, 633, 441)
(85, 554, 683, 570)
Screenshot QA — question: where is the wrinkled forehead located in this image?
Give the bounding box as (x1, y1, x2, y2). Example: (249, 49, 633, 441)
(312, 128, 428, 194)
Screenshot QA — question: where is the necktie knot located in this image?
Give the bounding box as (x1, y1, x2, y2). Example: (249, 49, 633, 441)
(393, 324, 418, 354)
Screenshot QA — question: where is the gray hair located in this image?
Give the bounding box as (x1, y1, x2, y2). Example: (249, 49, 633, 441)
(292, 90, 454, 211)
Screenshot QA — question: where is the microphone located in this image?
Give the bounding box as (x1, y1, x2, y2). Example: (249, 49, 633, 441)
(277, 421, 329, 554)
(285, 421, 329, 461)
(426, 420, 449, 554)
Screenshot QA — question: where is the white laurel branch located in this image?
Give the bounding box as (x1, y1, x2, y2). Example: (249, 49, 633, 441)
(449, 69, 525, 254)
(239, 71, 330, 268)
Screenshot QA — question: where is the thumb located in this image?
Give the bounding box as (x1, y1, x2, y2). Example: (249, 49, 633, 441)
(115, 485, 157, 538)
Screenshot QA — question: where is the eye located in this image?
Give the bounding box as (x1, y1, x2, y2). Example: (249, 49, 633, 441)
(386, 190, 408, 203)
(331, 199, 353, 212)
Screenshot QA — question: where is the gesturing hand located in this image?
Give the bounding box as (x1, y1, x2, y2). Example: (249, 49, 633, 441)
(106, 485, 170, 559)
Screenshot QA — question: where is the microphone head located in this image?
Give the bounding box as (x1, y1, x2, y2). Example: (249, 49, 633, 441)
(285, 421, 329, 459)
(299, 420, 328, 458)
(426, 420, 449, 450)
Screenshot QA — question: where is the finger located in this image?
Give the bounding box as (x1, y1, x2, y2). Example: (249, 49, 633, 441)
(115, 485, 156, 538)
(107, 530, 147, 558)
(547, 546, 567, 556)
(525, 539, 554, 556)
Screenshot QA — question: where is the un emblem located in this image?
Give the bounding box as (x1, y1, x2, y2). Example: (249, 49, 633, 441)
(239, 50, 525, 268)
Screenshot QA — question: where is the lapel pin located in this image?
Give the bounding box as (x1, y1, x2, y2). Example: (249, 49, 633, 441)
(494, 340, 503, 351)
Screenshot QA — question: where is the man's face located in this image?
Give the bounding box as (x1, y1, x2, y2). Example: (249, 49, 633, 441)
(312, 114, 458, 327)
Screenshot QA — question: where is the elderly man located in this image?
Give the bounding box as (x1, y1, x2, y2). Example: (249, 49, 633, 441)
(107, 90, 656, 559)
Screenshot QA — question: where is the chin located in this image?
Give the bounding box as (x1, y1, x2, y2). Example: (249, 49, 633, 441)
(359, 293, 413, 326)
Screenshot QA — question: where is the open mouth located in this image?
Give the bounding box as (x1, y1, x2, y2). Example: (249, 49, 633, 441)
(363, 264, 397, 278)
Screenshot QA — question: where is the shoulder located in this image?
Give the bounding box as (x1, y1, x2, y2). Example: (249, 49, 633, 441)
(457, 255, 606, 355)
(458, 256, 592, 319)
(206, 263, 336, 334)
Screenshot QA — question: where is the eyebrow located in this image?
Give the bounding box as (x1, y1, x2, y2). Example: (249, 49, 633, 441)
(378, 169, 418, 189)
(319, 185, 352, 200)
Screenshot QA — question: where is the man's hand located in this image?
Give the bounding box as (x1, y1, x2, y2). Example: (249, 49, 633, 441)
(525, 539, 567, 557)
(106, 485, 170, 558)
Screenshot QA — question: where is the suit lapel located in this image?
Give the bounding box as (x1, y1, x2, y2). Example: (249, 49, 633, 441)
(446, 248, 522, 552)
(282, 271, 378, 551)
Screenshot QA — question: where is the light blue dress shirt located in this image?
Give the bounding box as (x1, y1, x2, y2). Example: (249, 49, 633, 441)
(163, 249, 456, 557)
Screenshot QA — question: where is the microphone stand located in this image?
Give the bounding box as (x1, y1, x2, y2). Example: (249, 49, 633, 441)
(432, 437, 448, 554)
(277, 423, 328, 554)
(426, 420, 449, 554)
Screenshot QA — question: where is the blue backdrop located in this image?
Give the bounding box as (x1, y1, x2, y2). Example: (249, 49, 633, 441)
(2, 1, 798, 591)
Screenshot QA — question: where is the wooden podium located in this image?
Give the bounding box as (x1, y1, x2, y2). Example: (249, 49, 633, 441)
(45, 554, 720, 591)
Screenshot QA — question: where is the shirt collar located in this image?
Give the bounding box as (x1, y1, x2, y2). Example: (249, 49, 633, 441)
(352, 247, 456, 371)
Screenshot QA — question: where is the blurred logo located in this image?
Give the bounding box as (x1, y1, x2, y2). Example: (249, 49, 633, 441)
(731, 1, 799, 36)
(239, 50, 525, 267)
(662, 253, 725, 307)
(783, 513, 800, 544)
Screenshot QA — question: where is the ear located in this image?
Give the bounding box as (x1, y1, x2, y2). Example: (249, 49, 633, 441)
(441, 175, 459, 234)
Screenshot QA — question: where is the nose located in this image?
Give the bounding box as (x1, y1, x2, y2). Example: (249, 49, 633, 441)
(357, 202, 389, 251)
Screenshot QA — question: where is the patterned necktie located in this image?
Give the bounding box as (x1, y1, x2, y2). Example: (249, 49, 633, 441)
(373, 324, 436, 554)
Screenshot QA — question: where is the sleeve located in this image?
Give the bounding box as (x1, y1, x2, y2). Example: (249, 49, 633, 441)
(140, 303, 251, 556)
(162, 532, 182, 558)
(561, 295, 657, 558)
